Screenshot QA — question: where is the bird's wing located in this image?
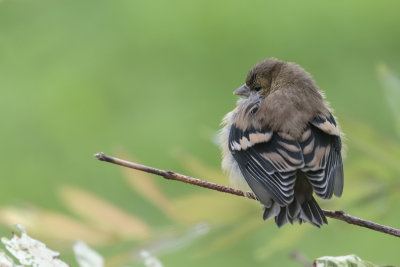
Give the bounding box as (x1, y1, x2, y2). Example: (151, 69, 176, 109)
(300, 113, 344, 199)
(229, 124, 304, 206)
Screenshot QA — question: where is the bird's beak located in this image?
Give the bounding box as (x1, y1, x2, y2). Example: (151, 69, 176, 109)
(234, 84, 250, 96)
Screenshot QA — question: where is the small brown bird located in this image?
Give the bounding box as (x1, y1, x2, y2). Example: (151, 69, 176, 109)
(220, 58, 343, 227)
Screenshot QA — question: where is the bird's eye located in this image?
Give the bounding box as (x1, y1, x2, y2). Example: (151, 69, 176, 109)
(254, 86, 262, 91)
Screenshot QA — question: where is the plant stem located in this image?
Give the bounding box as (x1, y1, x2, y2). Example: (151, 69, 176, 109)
(94, 152, 400, 238)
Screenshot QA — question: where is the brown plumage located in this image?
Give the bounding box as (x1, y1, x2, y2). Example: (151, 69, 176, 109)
(220, 58, 343, 227)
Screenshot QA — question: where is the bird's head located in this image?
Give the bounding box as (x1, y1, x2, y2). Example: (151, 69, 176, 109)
(234, 58, 281, 98)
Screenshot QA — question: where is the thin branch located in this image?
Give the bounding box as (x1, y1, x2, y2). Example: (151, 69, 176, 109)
(94, 152, 400, 238)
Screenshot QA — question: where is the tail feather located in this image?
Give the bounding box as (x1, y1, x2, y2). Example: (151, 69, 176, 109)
(275, 206, 289, 227)
(309, 197, 328, 225)
(263, 200, 280, 221)
(288, 200, 301, 219)
(300, 201, 314, 225)
(263, 197, 327, 227)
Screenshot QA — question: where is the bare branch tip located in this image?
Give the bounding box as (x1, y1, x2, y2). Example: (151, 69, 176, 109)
(94, 152, 105, 160)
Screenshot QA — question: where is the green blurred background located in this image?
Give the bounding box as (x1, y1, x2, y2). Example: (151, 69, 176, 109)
(1, 0, 400, 266)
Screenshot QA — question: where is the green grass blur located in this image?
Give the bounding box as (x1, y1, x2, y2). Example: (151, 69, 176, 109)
(0, 0, 400, 266)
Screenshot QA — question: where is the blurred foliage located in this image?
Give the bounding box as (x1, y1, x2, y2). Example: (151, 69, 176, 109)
(378, 63, 400, 137)
(0, 0, 400, 266)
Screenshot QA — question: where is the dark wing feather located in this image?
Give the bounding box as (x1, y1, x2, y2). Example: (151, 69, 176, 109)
(229, 124, 304, 206)
(300, 113, 343, 199)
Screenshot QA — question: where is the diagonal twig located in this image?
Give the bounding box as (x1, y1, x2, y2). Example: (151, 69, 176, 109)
(94, 152, 400, 238)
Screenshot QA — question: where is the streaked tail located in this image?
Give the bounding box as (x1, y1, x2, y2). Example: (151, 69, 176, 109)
(263, 197, 328, 227)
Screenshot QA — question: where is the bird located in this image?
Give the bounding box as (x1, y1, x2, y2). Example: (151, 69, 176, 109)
(220, 58, 344, 227)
